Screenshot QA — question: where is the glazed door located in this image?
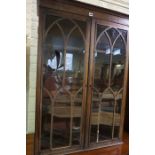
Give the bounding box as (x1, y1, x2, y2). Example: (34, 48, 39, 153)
(87, 20, 128, 146)
(37, 7, 128, 155)
(40, 9, 90, 153)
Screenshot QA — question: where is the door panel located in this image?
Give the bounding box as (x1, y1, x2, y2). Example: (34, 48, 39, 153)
(41, 12, 90, 151)
(88, 21, 128, 145)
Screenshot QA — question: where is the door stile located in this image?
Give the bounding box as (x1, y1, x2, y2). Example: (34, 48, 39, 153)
(85, 18, 96, 148)
(80, 18, 91, 148)
(119, 32, 129, 140)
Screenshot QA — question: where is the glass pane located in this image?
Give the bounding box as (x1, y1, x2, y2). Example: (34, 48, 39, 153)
(99, 90, 115, 141)
(52, 90, 71, 148)
(107, 28, 119, 44)
(45, 24, 64, 50)
(90, 89, 115, 142)
(74, 20, 86, 38)
(41, 15, 86, 150)
(45, 15, 61, 30)
(96, 24, 108, 38)
(114, 94, 122, 138)
(95, 32, 111, 91)
(110, 31, 126, 139)
(72, 116, 81, 145)
(90, 88, 99, 143)
(111, 36, 126, 91)
(41, 91, 51, 149)
(64, 50, 84, 93)
(118, 28, 128, 42)
(67, 28, 85, 51)
(72, 90, 82, 145)
(58, 19, 75, 36)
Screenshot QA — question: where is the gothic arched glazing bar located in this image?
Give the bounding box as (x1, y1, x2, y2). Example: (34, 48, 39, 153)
(44, 18, 65, 40)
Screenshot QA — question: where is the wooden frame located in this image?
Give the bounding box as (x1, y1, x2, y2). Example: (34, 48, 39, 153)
(35, 0, 129, 155)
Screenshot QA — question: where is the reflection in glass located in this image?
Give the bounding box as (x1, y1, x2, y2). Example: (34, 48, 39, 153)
(65, 53, 73, 71)
(64, 49, 84, 94)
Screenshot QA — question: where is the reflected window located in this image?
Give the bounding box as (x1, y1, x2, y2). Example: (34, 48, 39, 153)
(113, 49, 121, 55)
(105, 48, 110, 55)
(66, 53, 73, 71)
(47, 57, 57, 69)
(47, 52, 64, 70)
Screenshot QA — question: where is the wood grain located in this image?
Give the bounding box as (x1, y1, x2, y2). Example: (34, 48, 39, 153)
(26, 134, 34, 155)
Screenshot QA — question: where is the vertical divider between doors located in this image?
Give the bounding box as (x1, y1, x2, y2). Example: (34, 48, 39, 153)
(85, 18, 96, 148)
(80, 17, 91, 149)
